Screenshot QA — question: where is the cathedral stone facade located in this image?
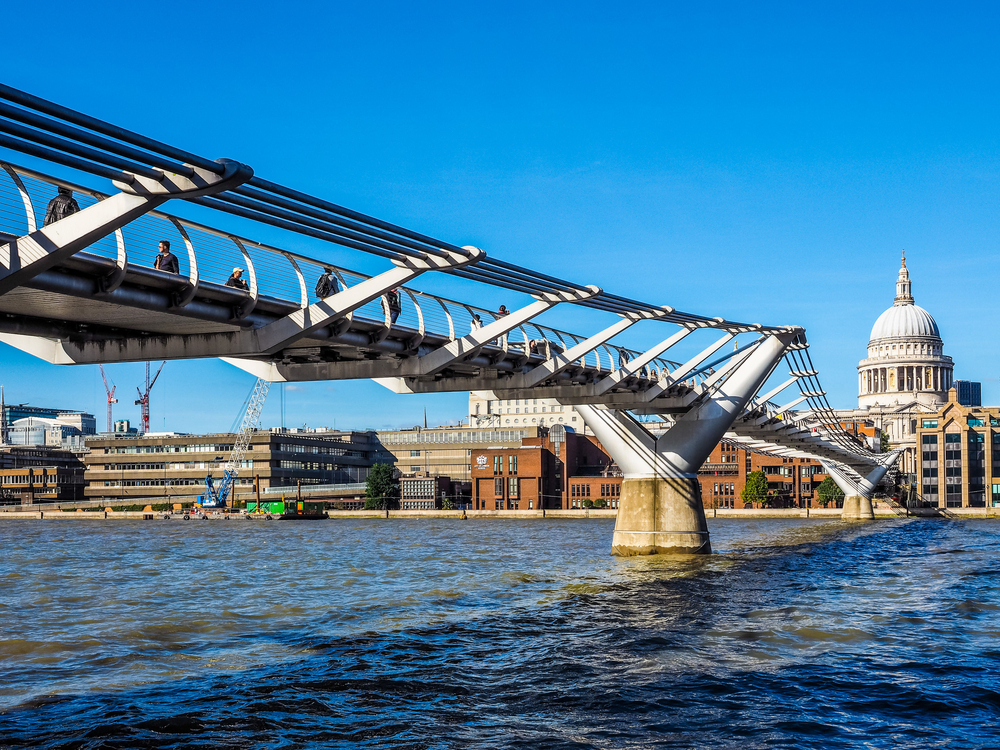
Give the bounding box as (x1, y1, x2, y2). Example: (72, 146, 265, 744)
(834, 253, 955, 485)
(857, 253, 953, 409)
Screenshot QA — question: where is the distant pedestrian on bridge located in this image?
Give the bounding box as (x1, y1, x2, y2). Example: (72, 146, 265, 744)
(497, 305, 509, 317)
(225, 267, 249, 291)
(315, 267, 340, 299)
(154, 240, 179, 274)
(43, 186, 79, 226)
(470, 313, 483, 333)
(384, 288, 402, 325)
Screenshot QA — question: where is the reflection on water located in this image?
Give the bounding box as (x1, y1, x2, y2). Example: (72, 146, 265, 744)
(2, 517, 1000, 748)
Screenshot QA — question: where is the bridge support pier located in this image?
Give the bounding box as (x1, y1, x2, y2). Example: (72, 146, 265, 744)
(822, 450, 903, 521)
(611, 476, 710, 555)
(578, 331, 796, 555)
(841, 495, 875, 520)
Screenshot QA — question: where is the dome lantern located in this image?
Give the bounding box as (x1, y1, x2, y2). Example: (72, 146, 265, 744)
(894, 250, 913, 305)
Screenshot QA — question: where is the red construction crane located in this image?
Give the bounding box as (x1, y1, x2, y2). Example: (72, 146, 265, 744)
(99, 365, 117, 433)
(134, 361, 165, 434)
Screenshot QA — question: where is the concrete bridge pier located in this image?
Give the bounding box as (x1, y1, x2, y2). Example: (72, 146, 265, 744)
(577, 331, 796, 555)
(841, 494, 875, 520)
(822, 450, 903, 521)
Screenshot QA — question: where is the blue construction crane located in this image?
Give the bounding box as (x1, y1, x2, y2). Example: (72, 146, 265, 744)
(199, 378, 270, 508)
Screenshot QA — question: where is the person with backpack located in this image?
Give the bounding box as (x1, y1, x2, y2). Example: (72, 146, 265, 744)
(315, 267, 340, 299)
(43, 186, 79, 226)
(385, 288, 402, 325)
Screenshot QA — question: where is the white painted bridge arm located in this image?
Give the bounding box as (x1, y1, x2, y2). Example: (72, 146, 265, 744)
(749, 376, 800, 411)
(403, 285, 600, 378)
(821, 461, 864, 497)
(257, 246, 484, 353)
(516, 315, 639, 388)
(0, 160, 252, 296)
(593, 325, 694, 394)
(638, 333, 736, 402)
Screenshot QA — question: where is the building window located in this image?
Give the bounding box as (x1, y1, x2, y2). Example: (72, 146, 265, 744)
(968, 418, 985, 427)
(410, 465, 421, 472)
(494, 477, 504, 496)
(922, 434, 938, 445)
(493, 455, 502, 474)
(508, 477, 518, 498)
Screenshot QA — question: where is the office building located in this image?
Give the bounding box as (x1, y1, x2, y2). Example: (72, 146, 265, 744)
(83, 429, 385, 504)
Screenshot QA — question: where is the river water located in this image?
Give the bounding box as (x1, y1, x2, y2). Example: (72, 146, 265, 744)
(1, 517, 999, 748)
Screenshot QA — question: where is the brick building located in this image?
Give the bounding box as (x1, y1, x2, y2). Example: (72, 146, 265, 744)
(376, 425, 541, 482)
(470, 429, 616, 510)
(697, 442, 832, 508)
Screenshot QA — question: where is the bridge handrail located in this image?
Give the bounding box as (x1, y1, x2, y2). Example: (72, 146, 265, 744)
(0, 160, 683, 374)
(0, 82, 788, 335)
(0, 84, 878, 463)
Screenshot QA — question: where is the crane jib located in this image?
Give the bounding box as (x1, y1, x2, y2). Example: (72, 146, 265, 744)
(200, 378, 271, 508)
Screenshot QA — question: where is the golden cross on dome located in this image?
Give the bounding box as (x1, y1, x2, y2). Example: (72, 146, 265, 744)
(901, 249, 906, 267)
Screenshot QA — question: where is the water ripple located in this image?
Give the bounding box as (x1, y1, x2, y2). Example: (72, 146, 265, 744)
(2, 518, 1000, 747)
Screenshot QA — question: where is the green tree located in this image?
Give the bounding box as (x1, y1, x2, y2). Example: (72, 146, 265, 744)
(816, 476, 845, 508)
(880, 430, 891, 452)
(364, 463, 399, 510)
(741, 471, 769, 508)
(582, 499, 594, 509)
(441, 497, 456, 510)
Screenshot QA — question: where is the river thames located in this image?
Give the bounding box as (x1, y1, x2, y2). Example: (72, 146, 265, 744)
(1, 517, 999, 748)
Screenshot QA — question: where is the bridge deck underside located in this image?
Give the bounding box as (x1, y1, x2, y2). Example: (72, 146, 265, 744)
(0, 252, 674, 395)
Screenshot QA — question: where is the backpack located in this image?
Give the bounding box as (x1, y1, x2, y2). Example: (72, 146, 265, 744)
(315, 274, 332, 298)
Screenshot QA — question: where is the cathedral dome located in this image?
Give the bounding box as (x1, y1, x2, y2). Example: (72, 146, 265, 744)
(858, 251, 953, 411)
(867, 251, 942, 344)
(869, 303, 941, 343)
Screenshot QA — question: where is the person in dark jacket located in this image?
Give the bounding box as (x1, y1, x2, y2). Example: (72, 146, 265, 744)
(385, 288, 402, 325)
(315, 267, 340, 299)
(154, 240, 180, 274)
(497, 305, 509, 317)
(43, 187, 79, 226)
(225, 267, 249, 291)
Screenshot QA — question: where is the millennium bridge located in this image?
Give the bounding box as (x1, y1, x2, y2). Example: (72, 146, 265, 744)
(0, 83, 899, 553)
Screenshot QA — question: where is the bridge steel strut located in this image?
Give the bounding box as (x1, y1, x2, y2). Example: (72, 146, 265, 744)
(0, 159, 252, 296)
(821, 449, 904, 520)
(576, 330, 798, 556)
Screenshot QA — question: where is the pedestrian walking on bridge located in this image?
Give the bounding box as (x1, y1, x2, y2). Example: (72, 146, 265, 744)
(43, 186, 79, 226)
(154, 240, 179, 274)
(315, 267, 340, 299)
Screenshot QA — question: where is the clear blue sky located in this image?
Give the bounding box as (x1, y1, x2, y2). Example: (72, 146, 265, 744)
(2, 1, 998, 432)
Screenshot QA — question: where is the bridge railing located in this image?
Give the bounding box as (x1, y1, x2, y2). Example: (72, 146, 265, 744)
(0, 161, 681, 378)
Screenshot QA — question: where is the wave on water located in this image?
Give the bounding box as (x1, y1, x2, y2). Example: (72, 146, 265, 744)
(2, 518, 1000, 748)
